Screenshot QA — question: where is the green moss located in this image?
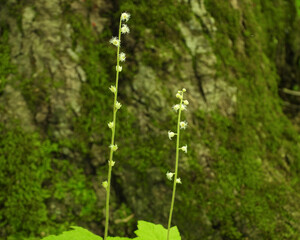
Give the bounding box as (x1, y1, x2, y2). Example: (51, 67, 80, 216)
(297, 0, 300, 17)
(0, 122, 57, 238)
(0, 28, 16, 93)
(198, 0, 300, 238)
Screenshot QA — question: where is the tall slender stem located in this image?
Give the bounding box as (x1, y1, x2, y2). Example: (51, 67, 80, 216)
(167, 96, 183, 240)
(104, 17, 122, 240)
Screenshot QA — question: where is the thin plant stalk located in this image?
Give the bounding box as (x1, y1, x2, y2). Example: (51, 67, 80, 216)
(167, 95, 184, 240)
(104, 17, 122, 240)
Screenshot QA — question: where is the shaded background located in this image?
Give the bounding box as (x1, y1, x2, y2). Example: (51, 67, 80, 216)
(1, 0, 300, 239)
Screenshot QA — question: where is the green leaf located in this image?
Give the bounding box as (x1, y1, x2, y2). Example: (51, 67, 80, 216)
(42, 226, 103, 240)
(134, 221, 181, 240)
(107, 237, 135, 240)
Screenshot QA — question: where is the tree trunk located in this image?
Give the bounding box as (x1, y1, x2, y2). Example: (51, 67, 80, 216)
(0, 0, 300, 239)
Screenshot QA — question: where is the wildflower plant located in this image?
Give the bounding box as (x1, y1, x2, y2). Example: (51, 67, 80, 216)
(103, 11, 131, 240)
(40, 11, 184, 240)
(166, 88, 188, 240)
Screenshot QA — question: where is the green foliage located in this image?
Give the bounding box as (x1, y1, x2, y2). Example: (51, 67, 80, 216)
(0, 123, 57, 237)
(200, 0, 300, 238)
(42, 226, 103, 240)
(107, 237, 133, 240)
(0, 28, 16, 93)
(134, 221, 181, 240)
(49, 160, 98, 221)
(296, 0, 300, 17)
(41, 221, 180, 240)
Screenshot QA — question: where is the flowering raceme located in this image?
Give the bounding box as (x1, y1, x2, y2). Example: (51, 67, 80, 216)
(104, 12, 131, 240)
(167, 88, 189, 240)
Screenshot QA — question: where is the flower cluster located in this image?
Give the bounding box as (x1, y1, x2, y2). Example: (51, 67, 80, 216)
(166, 88, 189, 184)
(107, 12, 131, 131)
(104, 12, 131, 240)
(166, 88, 188, 239)
(166, 171, 182, 184)
(105, 11, 131, 171)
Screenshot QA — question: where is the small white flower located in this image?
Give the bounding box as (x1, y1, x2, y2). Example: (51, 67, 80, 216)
(102, 181, 108, 189)
(176, 92, 183, 99)
(121, 12, 131, 22)
(116, 65, 122, 72)
(109, 85, 116, 93)
(183, 100, 189, 105)
(180, 121, 188, 129)
(108, 160, 115, 167)
(109, 37, 120, 47)
(115, 101, 122, 110)
(173, 104, 180, 112)
(166, 171, 174, 181)
(121, 24, 130, 34)
(109, 144, 118, 151)
(180, 104, 187, 111)
(108, 122, 114, 129)
(181, 145, 187, 153)
(120, 52, 126, 62)
(168, 131, 175, 140)
(182, 88, 186, 92)
(176, 178, 182, 184)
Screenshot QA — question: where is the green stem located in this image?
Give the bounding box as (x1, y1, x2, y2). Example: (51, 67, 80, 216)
(104, 17, 122, 240)
(167, 95, 183, 240)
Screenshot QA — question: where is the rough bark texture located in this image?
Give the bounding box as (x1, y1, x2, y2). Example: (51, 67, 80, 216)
(0, 0, 300, 239)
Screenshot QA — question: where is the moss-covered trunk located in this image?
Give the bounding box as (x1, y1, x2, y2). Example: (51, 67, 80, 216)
(0, 0, 300, 239)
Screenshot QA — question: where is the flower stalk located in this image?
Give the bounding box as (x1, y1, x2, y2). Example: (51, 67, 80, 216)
(104, 12, 130, 240)
(167, 88, 188, 240)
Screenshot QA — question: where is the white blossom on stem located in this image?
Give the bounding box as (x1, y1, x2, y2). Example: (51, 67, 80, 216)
(181, 145, 187, 153)
(176, 92, 183, 99)
(109, 37, 120, 47)
(180, 121, 188, 130)
(121, 24, 130, 34)
(108, 160, 115, 167)
(168, 131, 175, 140)
(120, 52, 126, 62)
(121, 12, 131, 22)
(172, 104, 180, 112)
(180, 104, 187, 111)
(109, 144, 118, 151)
(116, 65, 122, 72)
(176, 178, 182, 184)
(108, 122, 114, 129)
(183, 100, 189, 105)
(166, 171, 174, 181)
(115, 101, 122, 110)
(102, 181, 108, 189)
(109, 85, 116, 93)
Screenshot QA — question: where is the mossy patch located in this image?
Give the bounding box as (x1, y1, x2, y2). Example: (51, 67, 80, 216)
(199, 0, 300, 238)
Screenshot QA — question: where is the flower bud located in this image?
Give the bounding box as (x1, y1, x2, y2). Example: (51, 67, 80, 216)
(115, 101, 122, 110)
(116, 65, 122, 72)
(109, 85, 116, 93)
(109, 144, 118, 151)
(102, 181, 108, 189)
